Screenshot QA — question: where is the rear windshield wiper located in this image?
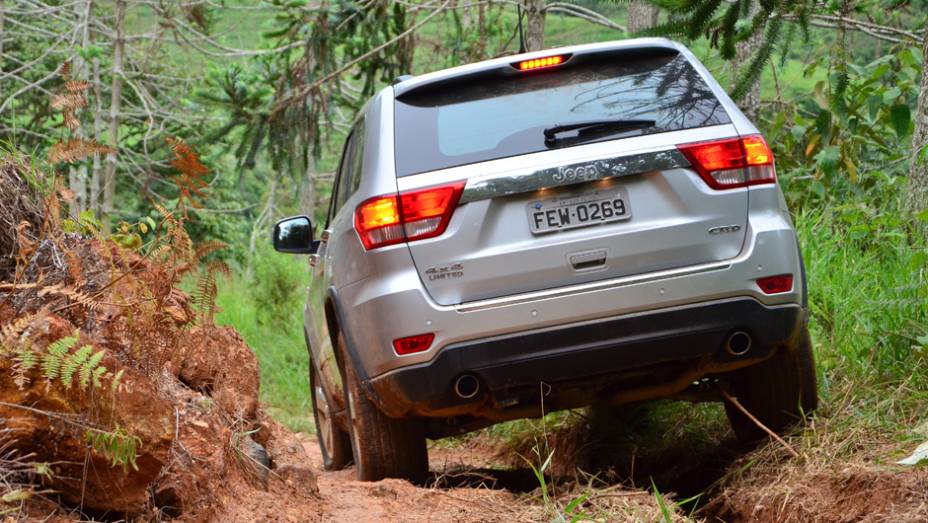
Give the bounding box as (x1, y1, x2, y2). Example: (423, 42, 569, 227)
(543, 118, 656, 147)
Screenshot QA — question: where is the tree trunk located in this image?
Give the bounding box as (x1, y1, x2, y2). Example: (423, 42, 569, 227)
(90, 55, 104, 214)
(906, 35, 928, 223)
(103, 0, 126, 229)
(732, 1, 761, 122)
(248, 178, 278, 274)
(68, 0, 94, 216)
(524, 0, 545, 51)
(627, 2, 659, 33)
(0, 1, 5, 79)
(475, 1, 487, 59)
(299, 154, 316, 220)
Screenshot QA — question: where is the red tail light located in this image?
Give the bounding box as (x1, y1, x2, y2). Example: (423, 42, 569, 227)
(354, 182, 464, 250)
(756, 274, 793, 294)
(393, 333, 434, 355)
(677, 135, 776, 189)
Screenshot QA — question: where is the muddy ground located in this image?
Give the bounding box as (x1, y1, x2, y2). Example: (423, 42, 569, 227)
(278, 425, 928, 522)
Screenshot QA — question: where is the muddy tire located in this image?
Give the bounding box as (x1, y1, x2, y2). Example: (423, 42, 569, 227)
(310, 359, 352, 470)
(724, 325, 818, 443)
(339, 334, 428, 482)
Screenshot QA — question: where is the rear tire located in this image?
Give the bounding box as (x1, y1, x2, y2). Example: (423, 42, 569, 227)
(724, 325, 818, 443)
(310, 360, 351, 470)
(339, 333, 428, 482)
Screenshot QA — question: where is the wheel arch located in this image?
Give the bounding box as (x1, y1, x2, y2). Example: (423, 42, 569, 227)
(325, 286, 383, 406)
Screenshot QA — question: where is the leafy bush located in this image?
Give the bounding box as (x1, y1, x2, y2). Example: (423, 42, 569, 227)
(249, 244, 308, 330)
(766, 45, 922, 206)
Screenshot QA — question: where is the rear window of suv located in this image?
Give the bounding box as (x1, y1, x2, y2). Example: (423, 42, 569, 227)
(393, 48, 730, 177)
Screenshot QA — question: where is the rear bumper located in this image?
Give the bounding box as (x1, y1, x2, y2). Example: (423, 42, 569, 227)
(368, 297, 805, 420)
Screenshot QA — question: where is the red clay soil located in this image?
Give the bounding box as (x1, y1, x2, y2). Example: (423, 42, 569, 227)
(704, 463, 928, 523)
(303, 436, 524, 522)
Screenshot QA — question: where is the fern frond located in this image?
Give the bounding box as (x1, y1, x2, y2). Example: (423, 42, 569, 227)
(50, 93, 87, 111)
(167, 137, 210, 208)
(12, 345, 38, 389)
(61, 345, 92, 389)
(85, 427, 141, 471)
(193, 240, 227, 263)
(65, 80, 91, 93)
(207, 259, 231, 279)
(92, 366, 107, 388)
(79, 349, 106, 389)
(48, 139, 114, 165)
(41, 332, 79, 381)
(111, 369, 125, 393)
(193, 270, 218, 324)
(0, 311, 43, 351)
(37, 284, 102, 311)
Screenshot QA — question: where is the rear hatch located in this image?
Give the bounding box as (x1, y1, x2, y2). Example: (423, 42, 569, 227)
(392, 46, 748, 306)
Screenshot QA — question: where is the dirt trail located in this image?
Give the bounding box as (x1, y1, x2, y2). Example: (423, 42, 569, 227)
(301, 436, 529, 522)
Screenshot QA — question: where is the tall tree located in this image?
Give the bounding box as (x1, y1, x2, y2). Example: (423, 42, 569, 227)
(645, 0, 928, 212)
(524, 0, 546, 51)
(0, 1, 5, 91)
(627, 2, 658, 33)
(102, 0, 125, 226)
(732, 1, 761, 122)
(908, 34, 928, 223)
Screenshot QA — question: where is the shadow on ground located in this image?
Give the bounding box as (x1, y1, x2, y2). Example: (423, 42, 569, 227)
(428, 401, 749, 512)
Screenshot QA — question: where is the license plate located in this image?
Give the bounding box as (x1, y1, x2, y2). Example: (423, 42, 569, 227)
(527, 187, 631, 234)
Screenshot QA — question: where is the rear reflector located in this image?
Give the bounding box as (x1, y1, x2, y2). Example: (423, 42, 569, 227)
(677, 135, 776, 189)
(515, 54, 566, 71)
(756, 274, 793, 295)
(393, 333, 435, 355)
(354, 182, 464, 250)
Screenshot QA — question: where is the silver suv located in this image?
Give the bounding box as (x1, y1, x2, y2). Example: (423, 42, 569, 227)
(274, 38, 817, 482)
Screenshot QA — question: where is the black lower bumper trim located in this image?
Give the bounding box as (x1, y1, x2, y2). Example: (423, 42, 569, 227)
(368, 298, 803, 418)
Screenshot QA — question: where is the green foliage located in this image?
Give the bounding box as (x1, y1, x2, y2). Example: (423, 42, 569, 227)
(84, 427, 141, 472)
(41, 333, 79, 382)
(765, 45, 921, 201)
(31, 330, 113, 391)
(637, 0, 926, 104)
(62, 209, 104, 235)
(651, 479, 674, 523)
(214, 249, 313, 432)
(249, 244, 306, 325)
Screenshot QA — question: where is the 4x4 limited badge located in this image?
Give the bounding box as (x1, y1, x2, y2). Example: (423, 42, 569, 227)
(425, 263, 464, 281)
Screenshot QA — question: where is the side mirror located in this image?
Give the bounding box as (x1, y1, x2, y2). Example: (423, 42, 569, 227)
(273, 216, 319, 254)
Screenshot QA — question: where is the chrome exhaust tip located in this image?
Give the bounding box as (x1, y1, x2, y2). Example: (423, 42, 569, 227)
(725, 331, 752, 356)
(454, 374, 480, 399)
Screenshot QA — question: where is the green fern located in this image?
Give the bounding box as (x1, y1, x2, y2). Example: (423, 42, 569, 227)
(12, 344, 39, 389)
(92, 366, 107, 388)
(41, 332, 78, 381)
(80, 349, 106, 389)
(60, 345, 94, 389)
(14, 346, 38, 372)
(110, 368, 124, 393)
(85, 427, 141, 471)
